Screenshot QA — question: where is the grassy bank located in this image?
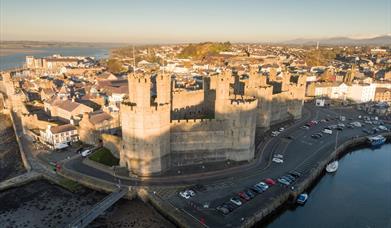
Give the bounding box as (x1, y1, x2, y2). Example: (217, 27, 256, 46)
(89, 147, 119, 167)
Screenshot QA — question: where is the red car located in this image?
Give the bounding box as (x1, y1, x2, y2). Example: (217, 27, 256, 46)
(238, 191, 250, 201)
(265, 178, 276, 186)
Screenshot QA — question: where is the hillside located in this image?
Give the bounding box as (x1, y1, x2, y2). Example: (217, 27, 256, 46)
(281, 35, 391, 46)
(178, 42, 232, 59)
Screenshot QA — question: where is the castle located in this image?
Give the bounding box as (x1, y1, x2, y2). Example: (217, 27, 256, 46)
(120, 66, 306, 176)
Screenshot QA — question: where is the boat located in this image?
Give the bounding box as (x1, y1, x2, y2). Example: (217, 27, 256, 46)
(326, 131, 339, 173)
(296, 193, 308, 205)
(367, 135, 386, 147)
(326, 160, 339, 173)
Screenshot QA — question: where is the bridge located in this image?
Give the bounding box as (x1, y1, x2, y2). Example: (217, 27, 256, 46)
(66, 186, 128, 228)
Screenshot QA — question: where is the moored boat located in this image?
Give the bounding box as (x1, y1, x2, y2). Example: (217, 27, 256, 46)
(296, 193, 308, 205)
(326, 160, 338, 173)
(367, 135, 386, 147)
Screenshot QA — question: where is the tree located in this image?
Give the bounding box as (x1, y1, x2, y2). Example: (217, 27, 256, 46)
(107, 59, 123, 74)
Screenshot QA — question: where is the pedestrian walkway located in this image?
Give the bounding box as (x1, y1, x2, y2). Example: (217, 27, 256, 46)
(0, 171, 42, 191)
(66, 186, 128, 228)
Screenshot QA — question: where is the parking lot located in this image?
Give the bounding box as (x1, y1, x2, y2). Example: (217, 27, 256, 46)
(160, 105, 391, 227)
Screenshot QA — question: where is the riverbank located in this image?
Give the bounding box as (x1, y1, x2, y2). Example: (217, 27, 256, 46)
(250, 134, 391, 228)
(0, 48, 44, 57)
(0, 179, 176, 228)
(0, 113, 25, 181)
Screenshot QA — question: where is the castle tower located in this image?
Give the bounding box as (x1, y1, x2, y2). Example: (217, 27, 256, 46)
(215, 69, 231, 119)
(248, 65, 261, 88)
(281, 71, 291, 91)
(269, 67, 277, 81)
(156, 73, 171, 104)
(120, 72, 171, 176)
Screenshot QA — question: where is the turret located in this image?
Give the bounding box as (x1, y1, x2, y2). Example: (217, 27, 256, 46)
(120, 72, 171, 176)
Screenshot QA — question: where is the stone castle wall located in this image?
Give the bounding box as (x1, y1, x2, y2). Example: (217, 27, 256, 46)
(171, 89, 206, 119)
(120, 102, 171, 176)
(101, 133, 122, 158)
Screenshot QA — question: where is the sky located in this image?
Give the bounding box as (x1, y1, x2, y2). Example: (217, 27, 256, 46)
(1, 0, 390, 43)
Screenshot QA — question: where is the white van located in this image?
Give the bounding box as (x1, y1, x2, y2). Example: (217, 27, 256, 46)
(322, 129, 332, 135)
(81, 149, 92, 157)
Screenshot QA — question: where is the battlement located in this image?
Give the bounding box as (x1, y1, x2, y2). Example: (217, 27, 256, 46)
(121, 100, 170, 113)
(172, 88, 204, 95)
(170, 118, 228, 132)
(128, 72, 151, 81)
(227, 95, 258, 109)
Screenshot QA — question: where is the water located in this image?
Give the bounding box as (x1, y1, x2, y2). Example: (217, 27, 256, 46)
(266, 144, 391, 228)
(0, 47, 109, 70)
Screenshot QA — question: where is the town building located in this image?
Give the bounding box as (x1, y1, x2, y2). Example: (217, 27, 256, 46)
(40, 124, 78, 149)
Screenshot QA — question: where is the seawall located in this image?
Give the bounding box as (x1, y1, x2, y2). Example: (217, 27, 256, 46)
(242, 132, 391, 228)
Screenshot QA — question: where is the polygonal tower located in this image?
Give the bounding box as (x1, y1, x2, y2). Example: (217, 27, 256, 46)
(120, 72, 171, 176)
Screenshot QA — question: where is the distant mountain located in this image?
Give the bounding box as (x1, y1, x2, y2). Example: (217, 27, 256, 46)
(281, 35, 391, 46)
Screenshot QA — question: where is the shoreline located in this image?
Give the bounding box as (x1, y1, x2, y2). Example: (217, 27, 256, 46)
(0, 48, 45, 57)
(242, 133, 391, 228)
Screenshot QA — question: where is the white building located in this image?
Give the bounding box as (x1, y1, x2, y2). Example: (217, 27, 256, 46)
(314, 83, 348, 99)
(40, 124, 78, 149)
(346, 83, 376, 103)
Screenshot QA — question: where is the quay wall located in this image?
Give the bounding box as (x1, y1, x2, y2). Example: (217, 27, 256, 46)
(242, 132, 391, 228)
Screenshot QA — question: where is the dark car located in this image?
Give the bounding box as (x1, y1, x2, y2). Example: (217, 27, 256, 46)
(289, 171, 302, 178)
(362, 129, 370, 134)
(250, 185, 263, 193)
(224, 202, 237, 211)
(281, 176, 294, 183)
(238, 191, 250, 201)
(245, 189, 255, 198)
(216, 205, 230, 215)
(76, 147, 84, 153)
(285, 174, 296, 182)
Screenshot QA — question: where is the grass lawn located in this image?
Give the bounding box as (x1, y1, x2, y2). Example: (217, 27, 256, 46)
(89, 147, 119, 167)
(58, 178, 82, 192)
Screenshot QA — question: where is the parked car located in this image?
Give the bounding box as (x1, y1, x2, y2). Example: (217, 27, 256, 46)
(273, 154, 284, 159)
(238, 191, 250, 201)
(272, 157, 284, 163)
(289, 171, 302, 178)
(285, 175, 296, 182)
(76, 147, 84, 154)
(256, 182, 269, 191)
(279, 127, 285, 132)
(281, 176, 294, 183)
(216, 205, 230, 215)
(230, 197, 242, 206)
(251, 185, 263, 193)
(265, 178, 276, 186)
(179, 191, 190, 199)
(81, 149, 92, 157)
(223, 202, 236, 211)
(277, 178, 291, 186)
(245, 189, 255, 198)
